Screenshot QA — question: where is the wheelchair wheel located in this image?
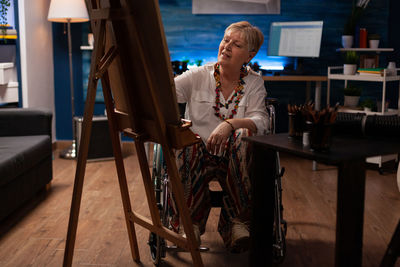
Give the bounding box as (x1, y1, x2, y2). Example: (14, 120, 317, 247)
(148, 144, 168, 266)
(272, 221, 287, 264)
(148, 232, 166, 266)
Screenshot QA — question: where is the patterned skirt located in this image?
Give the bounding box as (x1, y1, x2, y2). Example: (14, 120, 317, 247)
(168, 128, 253, 247)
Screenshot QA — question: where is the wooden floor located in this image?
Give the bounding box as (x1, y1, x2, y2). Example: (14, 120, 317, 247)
(0, 144, 400, 266)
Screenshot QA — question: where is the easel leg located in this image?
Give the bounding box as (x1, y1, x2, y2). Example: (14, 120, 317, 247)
(63, 51, 98, 267)
(134, 140, 162, 225)
(63, 19, 111, 266)
(162, 147, 204, 267)
(101, 72, 140, 262)
(63, 146, 93, 267)
(109, 130, 140, 262)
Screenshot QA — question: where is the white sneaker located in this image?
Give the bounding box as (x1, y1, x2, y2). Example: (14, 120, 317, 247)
(183, 224, 201, 246)
(229, 219, 250, 253)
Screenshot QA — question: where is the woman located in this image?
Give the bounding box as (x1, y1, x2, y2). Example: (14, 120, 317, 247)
(172, 21, 268, 253)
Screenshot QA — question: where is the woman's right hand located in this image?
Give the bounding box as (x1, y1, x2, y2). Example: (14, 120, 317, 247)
(206, 121, 233, 155)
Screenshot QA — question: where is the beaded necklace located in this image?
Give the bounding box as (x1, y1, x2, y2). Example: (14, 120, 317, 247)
(213, 63, 248, 120)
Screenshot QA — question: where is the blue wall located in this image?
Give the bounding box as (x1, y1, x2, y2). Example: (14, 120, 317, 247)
(159, 0, 389, 71)
(52, 23, 84, 139)
(53, 0, 395, 139)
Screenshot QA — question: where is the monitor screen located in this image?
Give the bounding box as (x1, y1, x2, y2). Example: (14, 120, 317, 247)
(268, 21, 323, 58)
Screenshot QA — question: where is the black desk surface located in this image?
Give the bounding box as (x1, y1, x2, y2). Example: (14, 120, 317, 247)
(246, 133, 400, 164)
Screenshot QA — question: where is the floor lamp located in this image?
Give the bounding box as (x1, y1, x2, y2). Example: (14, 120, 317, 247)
(48, 0, 89, 159)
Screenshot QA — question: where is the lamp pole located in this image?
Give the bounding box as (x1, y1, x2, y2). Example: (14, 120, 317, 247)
(60, 18, 77, 159)
(47, 0, 89, 159)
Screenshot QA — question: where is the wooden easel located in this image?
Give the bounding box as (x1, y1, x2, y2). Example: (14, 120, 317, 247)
(63, 0, 203, 266)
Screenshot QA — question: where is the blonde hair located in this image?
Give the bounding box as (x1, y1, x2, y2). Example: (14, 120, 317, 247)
(225, 21, 264, 53)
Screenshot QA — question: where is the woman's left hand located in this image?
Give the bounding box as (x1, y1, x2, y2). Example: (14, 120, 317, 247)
(206, 121, 233, 155)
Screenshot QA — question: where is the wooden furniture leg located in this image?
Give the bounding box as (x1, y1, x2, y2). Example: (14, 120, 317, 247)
(249, 145, 275, 266)
(336, 160, 366, 267)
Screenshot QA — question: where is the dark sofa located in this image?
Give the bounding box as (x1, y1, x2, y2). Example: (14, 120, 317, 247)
(0, 108, 53, 222)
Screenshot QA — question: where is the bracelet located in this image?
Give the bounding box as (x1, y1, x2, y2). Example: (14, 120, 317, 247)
(224, 120, 235, 131)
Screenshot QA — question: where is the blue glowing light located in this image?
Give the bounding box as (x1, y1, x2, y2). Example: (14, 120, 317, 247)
(173, 53, 288, 71)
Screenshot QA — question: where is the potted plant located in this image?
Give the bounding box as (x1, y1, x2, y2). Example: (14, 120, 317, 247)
(360, 98, 375, 112)
(342, 0, 371, 48)
(343, 51, 359, 75)
(343, 84, 362, 107)
(368, 33, 380, 49)
(0, 0, 10, 40)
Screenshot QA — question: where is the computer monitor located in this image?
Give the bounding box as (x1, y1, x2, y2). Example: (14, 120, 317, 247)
(268, 21, 323, 58)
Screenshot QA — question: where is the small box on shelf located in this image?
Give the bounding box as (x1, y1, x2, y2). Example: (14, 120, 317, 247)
(0, 62, 13, 85)
(0, 81, 18, 103)
(359, 54, 378, 68)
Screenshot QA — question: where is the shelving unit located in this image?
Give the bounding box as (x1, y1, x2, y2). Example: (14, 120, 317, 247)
(337, 48, 394, 70)
(327, 66, 400, 115)
(327, 64, 400, 169)
(0, 25, 19, 105)
(0, 41, 19, 105)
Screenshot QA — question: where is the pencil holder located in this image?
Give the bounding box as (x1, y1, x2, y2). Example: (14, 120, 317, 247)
(288, 113, 304, 138)
(309, 122, 333, 152)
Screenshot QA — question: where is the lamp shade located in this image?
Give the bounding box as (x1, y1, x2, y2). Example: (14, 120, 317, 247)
(48, 0, 89, 23)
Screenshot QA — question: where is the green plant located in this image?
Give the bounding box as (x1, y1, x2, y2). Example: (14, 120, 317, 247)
(343, 0, 371, 35)
(360, 98, 375, 109)
(343, 51, 359, 64)
(0, 0, 10, 39)
(368, 33, 380, 40)
(181, 59, 190, 64)
(195, 59, 203, 66)
(344, 85, 362, 96)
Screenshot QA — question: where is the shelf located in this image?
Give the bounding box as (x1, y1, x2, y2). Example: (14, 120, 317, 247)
(338, 107, 399, 116)
(328, 73, 400, 82)
(80, 45, 93, 50)
(336, 48, 394, 53)
(0, 39, 16, 45)
(327, 66, 400, 82)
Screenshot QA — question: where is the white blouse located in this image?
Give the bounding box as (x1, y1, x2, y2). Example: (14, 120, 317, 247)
(174, 63, 268, 143)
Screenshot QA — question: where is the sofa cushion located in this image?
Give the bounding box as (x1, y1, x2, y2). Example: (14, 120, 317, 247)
(0, 135, 51, 186)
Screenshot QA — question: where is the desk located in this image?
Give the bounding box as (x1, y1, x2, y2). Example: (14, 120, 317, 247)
(263, 76, 327, 110)
(244, 133, 400, 266)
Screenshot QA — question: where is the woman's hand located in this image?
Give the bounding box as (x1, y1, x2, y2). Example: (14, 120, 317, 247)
(206, 121, 234, 155)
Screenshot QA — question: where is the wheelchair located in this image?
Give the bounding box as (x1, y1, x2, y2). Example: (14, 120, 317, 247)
(147, 98, 287, 265)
